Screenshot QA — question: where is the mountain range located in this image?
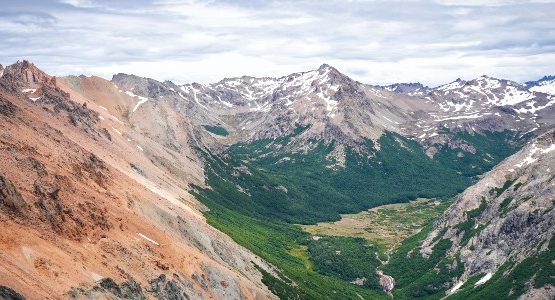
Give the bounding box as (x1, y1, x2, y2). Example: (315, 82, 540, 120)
(0, 60, 553, 299)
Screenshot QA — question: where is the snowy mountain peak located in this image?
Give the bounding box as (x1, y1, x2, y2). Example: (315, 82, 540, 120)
(316, 63, 343, 77)
(525, 75, 555, 88)
(103, 64, 554, 151)
(435, 78, 466, 91)
(317, 63, 333, 71)
(472, 75, 503, 89)
(526, 75, 555, 96)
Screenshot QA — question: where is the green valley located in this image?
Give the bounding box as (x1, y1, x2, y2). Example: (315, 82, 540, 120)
(191, 128, 529, 299)
(302, 198, 451, 254)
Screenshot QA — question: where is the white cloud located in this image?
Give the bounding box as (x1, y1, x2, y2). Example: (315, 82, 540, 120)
(436, 0, 555, 6)
(59, 0, 97, 8)
(0, 0, 553, 86)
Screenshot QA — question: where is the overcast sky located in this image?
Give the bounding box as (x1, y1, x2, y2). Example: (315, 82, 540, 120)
(1, 0, 554, 86)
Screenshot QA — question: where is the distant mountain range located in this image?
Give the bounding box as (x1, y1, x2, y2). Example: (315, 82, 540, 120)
(525, 74, 555, 95)
(0, 60, 553, 299)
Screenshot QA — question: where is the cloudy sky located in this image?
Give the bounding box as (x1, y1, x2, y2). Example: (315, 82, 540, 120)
(1, 0, 554, 86)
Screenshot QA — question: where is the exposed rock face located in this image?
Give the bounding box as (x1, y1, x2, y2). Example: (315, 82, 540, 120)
(1, 60, 55, 88)
(149, 273, 205, 300)
(381, 82, 427, 94)
(70, 270, 251, 300)
(0, 60, 102, 137)
(376, 269, 395, 293)
(69, 277, 146, 299)
(0, 285, 26, 300)
(0, 95, 17, 117)
(0, 175, 29, 217)
(518, 284, 555, 300)
(421, 129, 555, 297)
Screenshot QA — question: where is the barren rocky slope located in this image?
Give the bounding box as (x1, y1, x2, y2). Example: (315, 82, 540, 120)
(419, 129, 555, 298)
(0, 61, 276, 299)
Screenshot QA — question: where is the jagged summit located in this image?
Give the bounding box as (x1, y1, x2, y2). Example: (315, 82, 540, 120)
(111, 72, 139, 81)
(382, 82, 427, 94)
(1, 60, 56, 88)
(526, 74, 555, 95)
(525, 74, 555, 88)
(315, 63, 343, 76)
(318, 63, 333, 70)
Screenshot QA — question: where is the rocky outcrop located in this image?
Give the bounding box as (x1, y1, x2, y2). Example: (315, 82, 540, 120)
(376, 269, 395, 294)
(149, 273, 205, 300)
(0, 285, 25, 300)
(69, 277, 146, 299)
(1, 60, 55, 88)
(69, 271, 244, 300)
(0, 175, 29, 217)
(40, 83, 100, 135)
(0, 95, 17, 117)
(0, 61, 103, 137)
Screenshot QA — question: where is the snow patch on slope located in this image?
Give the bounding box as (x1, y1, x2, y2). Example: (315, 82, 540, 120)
(529, 79, 555, 95)
(448, 281, 465, 294)
(125, 90, 149, 112)
(498, 86, 534, 106)
(475, 272, 492, 286)
(436, 80, 464, 91)
(514, 142, 555, 168)
(137, 232, 159, 245)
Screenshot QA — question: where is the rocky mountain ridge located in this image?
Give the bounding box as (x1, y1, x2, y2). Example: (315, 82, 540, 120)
(105, 64, 555, 169)
(526, 75, 555, 95)
(111, 64, 398, 148)
(0, 60, 276, 299)
(420, 128, 555, 298)
(390, 76, 553, 139)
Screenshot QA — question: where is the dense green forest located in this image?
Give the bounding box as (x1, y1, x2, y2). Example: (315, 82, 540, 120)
(191, 128, 528, 299)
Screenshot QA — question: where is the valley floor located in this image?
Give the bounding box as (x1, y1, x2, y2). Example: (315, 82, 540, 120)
(302, 198, 450, 254)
